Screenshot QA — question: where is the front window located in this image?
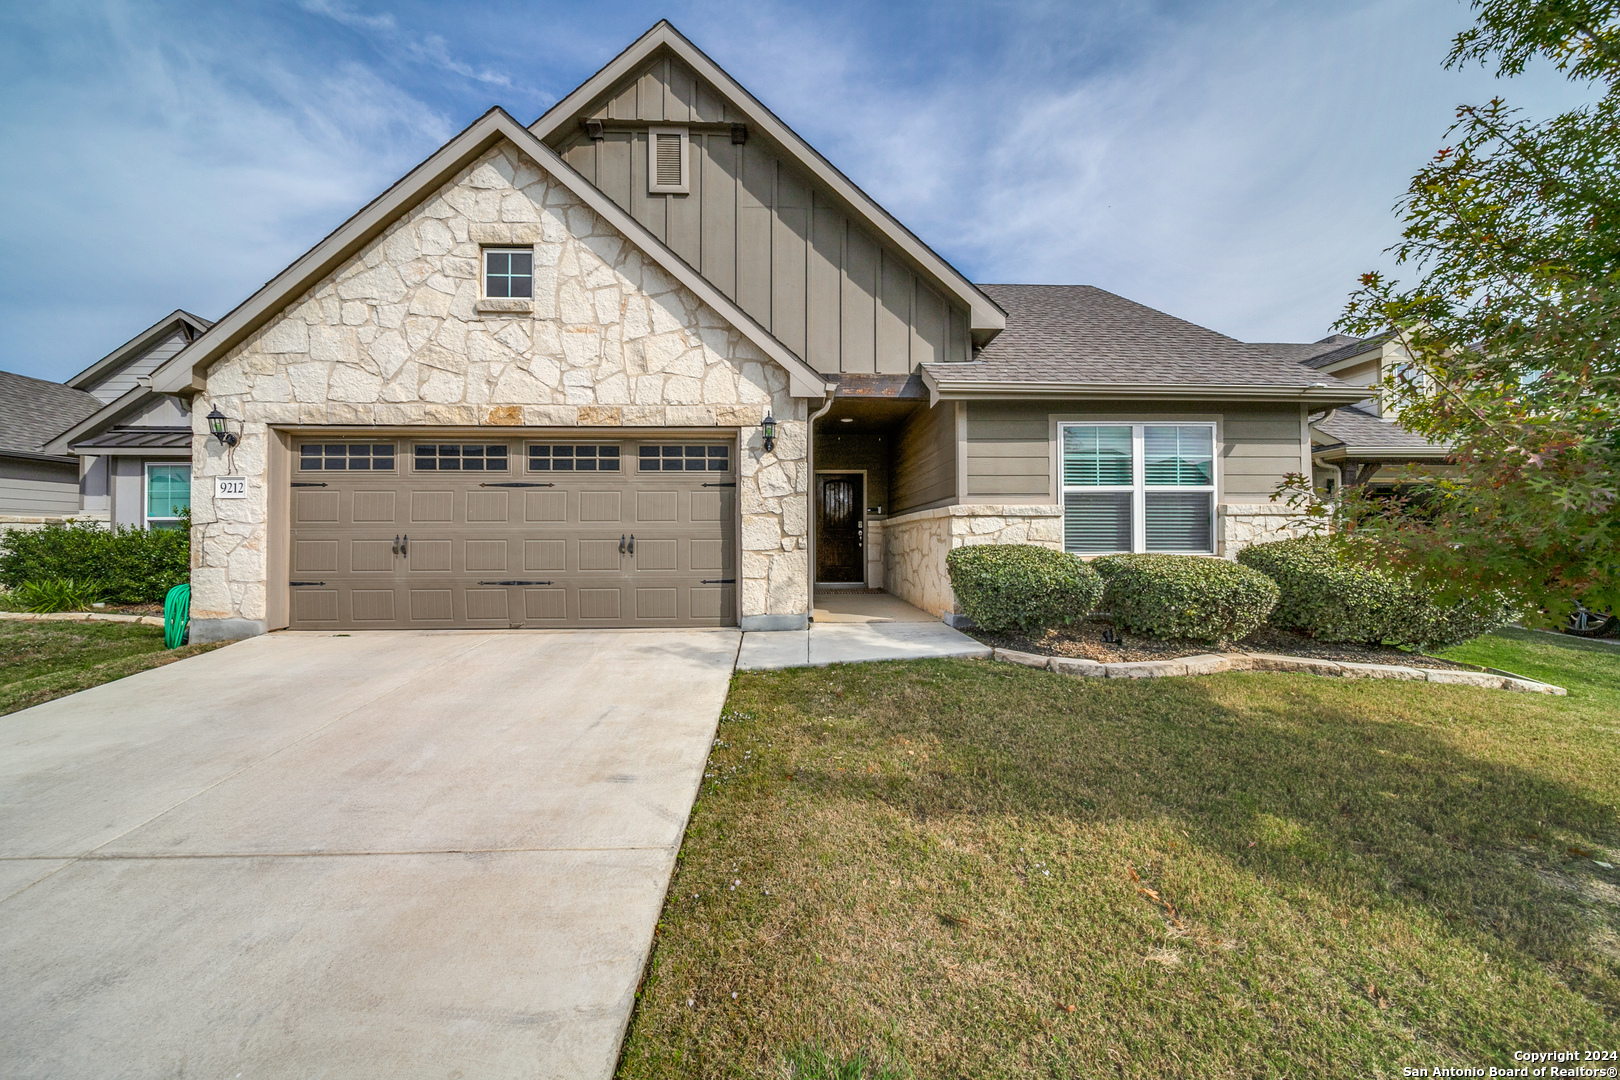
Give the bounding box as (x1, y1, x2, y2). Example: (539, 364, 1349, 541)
(483, 248, 533, 299)
(146, 464, 190, 528)
(1061, 423, 1215, 554)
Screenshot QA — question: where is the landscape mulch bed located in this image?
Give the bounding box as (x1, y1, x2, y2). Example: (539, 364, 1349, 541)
(966, 621, 1473, 670)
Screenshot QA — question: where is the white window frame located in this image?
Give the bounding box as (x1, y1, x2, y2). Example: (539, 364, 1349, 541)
(144, 462, 191, 528)
(481, 246, 534, 301)
(1059, 422, 1217, 555)
(647, 126, 690, 194)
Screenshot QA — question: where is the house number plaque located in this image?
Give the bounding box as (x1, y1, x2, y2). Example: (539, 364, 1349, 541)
(214, 476, 248, 500)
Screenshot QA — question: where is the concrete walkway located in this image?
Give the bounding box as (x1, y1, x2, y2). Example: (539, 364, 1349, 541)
(0, 628, 739, 1080)
(738, 592, 990, 670)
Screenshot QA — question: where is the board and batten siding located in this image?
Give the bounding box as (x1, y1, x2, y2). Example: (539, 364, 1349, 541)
(891, 401, 958, 515)
(960, 401, 1307, 505)
(552, 53, 970, 376)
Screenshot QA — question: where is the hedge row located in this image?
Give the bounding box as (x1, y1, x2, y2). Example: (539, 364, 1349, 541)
(946, 540, 1510, 650)
(1236, 536, 1511, 650)
(0, 522, 189, 604)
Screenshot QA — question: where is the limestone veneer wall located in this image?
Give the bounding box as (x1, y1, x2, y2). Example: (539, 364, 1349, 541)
(1217, 504, 1312, 556)
(881, 504, 1063, 618)
(188, 142, 810, 638)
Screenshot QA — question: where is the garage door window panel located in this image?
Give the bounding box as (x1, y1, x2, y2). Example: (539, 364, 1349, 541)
(414, 444, 509, 472)
(638, 445, 730, 472)
(299, 443, 395, 472)
(529, 444, 621, 472)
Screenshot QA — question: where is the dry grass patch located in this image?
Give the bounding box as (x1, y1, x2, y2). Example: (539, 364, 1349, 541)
(0, 619, 224, 716)
(618, 633, 1620, 1078)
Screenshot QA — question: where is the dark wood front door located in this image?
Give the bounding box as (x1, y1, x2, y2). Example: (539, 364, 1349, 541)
(816, 473, 864, 583)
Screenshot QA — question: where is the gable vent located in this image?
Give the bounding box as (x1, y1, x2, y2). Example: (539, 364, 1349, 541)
(648, 127, 689, 194)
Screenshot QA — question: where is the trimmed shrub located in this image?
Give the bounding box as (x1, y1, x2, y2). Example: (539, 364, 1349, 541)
(946, 544, 1103, 634)
(1236, 536, 1512, 650)
(0, 522, 189, 604)
(14, 578, 103, 613)
(1102, 553, 1279, 643)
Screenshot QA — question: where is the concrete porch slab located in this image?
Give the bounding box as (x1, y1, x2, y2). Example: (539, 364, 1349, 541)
(739, 595, 989, 670)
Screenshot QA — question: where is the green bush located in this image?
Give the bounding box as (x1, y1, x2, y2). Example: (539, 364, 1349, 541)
(14, 578, 103, 613)
(1101, 553, 1279, 643)
(0, 522, 189, 604)
(945, 544, 1103, 634)
(1236, 536, 1512, 650)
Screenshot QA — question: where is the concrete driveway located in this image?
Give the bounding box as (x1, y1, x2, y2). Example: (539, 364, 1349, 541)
(0, 628, 739, 1079)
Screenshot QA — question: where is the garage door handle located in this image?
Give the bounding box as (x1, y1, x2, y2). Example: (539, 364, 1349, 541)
(392, 534, 400, 556)
(401, 534, 408, 555)
(628, 534, 635, 555)
(289, 581, 326, 586)
(480, 482, 555, 487)
(619, 534, 627, 554)
(700, 579, 736, 584)
(478, 580, 554, 586)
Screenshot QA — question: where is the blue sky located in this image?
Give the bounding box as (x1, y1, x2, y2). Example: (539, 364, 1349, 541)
(0, 0, 1592, 382)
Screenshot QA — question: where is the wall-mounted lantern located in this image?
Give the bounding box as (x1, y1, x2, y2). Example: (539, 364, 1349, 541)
(760, 412, 777, 454)
(206, 407, 239, 447)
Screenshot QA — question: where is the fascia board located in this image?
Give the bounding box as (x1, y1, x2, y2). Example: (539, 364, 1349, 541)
(42, 385, 155, 455)
(67, 309, 211, 390)
(152, 108, 828, 399)
(921, 378, 1378, 405)
(0, 447, 78, 465)
(529, 22, 1006, 336)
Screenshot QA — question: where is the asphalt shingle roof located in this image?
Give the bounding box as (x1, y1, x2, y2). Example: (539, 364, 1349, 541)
(1314, 404, 1441, 451)
(1298, 332, 1391, 370)
(0, 370, 102, 458)
(930, 285, 1359, 389)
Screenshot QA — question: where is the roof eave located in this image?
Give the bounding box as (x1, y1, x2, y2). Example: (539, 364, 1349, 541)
(66, 309, 212, 390)
(919, 373, 1375, 406)
(528, 22, 1005, 337)
(42, 384, 159, 455)
(1314, 445, 1453, 462)
(151, 108, 829, 399)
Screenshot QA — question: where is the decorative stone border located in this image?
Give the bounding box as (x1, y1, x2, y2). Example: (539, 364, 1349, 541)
(0, 611, 164, 627)
(991, 647, 1567, 695)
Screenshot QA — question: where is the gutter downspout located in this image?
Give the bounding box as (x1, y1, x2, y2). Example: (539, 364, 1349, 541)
(805, 394, 836, 622)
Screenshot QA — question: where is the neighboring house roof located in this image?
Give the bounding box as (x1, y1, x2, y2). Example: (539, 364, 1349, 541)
(0, 370, 102, 461)
(66, 309, 212, 395)
(1298, 332, 1391, 370)
(1249, 334, 1359, 364)
(528, 20, 1006, 343)
(153, 108, 828, 398)
(1312, 403, 1449, 459)
(920, 285, 1372, 404)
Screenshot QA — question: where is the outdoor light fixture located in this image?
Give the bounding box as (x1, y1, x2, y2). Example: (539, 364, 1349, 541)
(206, 407, 239, 448)
(760, 412, 778, 453)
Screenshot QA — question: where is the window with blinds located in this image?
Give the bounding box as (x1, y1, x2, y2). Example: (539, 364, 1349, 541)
(647, 127, 690, 194)
(1061, 423, 1215, 555)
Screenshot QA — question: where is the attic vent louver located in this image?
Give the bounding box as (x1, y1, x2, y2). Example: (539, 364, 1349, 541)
(648, 127, 689, 194)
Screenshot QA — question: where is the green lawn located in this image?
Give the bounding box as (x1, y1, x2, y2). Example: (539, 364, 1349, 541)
(0, 620, 223, 716)
(618, 631, 1619, 1078)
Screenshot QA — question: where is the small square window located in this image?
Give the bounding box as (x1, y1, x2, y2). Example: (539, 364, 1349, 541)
(638, 444, 729, 472)
(414, 444, 509, 472)
(299, 443, 395, 471)
(146, 464, 190, 527)
(484, 248, 534, 299)
(529, 444, 621, 472)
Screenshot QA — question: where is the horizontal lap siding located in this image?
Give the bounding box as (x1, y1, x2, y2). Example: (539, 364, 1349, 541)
(962, 402, 1306, 505)
(891, 402, 957, 515)
(552, 53, 971, 376)
(0, 461, 80, 515)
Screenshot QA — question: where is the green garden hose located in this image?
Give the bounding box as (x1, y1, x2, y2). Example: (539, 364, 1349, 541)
(163, 583, 191, 649)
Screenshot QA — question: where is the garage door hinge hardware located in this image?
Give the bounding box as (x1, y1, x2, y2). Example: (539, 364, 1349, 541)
(478, 580, 554, 586)
(479, 482, 555, 487)
(700, 579, 736, 584)
(701, 481, 737, 487)
(289, 581, 326, 586)
(291, 482, 328, 488)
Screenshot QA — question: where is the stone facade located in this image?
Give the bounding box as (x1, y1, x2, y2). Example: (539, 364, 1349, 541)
(1217, 503, 1314, 556)
(881, 504, 1063, 618)
(189, 141, 810, 637)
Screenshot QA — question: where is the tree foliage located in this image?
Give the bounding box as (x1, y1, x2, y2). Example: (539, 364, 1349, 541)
(1327, 0, 1620, 623)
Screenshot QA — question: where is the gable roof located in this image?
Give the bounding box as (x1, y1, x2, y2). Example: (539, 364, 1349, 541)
(528, 21, 1005, 344)
(920, 285, 1372, 403)
(67, 309, 211, 392)
(1248, 334, 1359, 365)
(0, 370, 102, 460)
(1312, 403, 1448, 458)
(1298, 332, 1391, 371)
(153, 108, 828, 398)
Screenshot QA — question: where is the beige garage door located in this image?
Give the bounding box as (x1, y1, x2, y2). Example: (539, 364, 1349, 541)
(287, 436, 736, 629)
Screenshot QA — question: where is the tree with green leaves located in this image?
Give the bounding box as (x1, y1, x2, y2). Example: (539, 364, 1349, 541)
(1309, 0, 1620, 626)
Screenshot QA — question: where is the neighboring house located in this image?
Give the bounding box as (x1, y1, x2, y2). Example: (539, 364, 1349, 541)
(0, 371, 101, 522)
(42, 311, 212, 528)
(142, 21, 1372, 641)
(1292, 333, 1452, 490)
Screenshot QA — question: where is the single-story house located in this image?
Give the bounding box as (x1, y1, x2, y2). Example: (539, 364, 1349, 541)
(0, 370, 101, 524)
(41, 310, 212, 529)
(138, 20, 1374, 642)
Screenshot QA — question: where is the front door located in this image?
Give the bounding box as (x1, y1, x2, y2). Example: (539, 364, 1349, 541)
(815, 473, 864, 583)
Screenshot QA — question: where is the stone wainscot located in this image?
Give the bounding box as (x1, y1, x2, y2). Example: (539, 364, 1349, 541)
(188, 142, 811, 639)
